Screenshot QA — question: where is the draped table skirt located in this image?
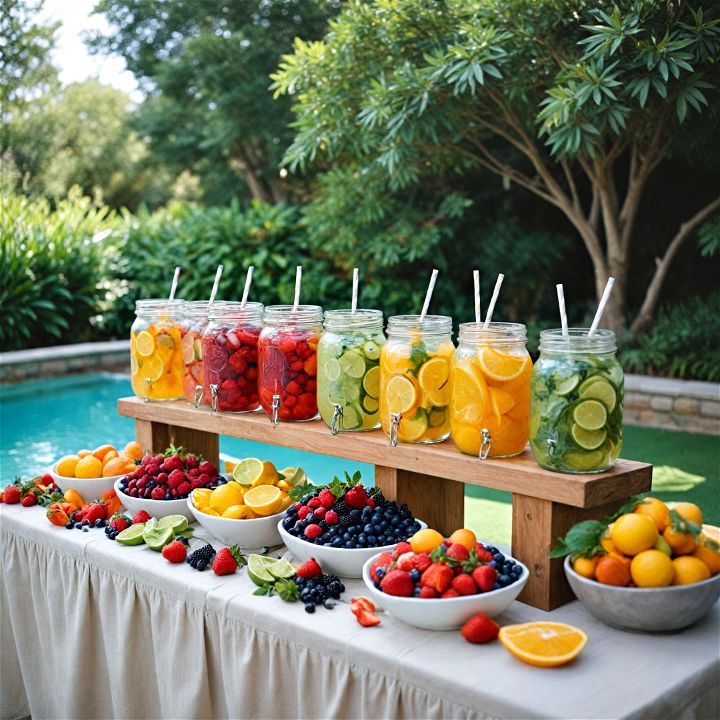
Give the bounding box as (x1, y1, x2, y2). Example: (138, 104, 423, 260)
(1, 506, 718, 720)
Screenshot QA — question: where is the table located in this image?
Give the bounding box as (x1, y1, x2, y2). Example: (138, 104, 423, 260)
(2, 506, 718, 720)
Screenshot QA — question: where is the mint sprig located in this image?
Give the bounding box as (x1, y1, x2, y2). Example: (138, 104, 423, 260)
(550, 519, 608, 559)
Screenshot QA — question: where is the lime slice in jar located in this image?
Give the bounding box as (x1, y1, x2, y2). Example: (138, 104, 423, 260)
(322, 357, 341, 382)
(578, 375, 603, 392)
(341, 403, 362, 430)
(572, 399, 607, 431)
(570, 424, 607, 450)
(555, 374, 579, 396)
(362, 340, 381, 360)
(339, 349, 366, 379)
(362, 395, 379, 413)
(563, 448, 609, 472)
(579, 377, 617, 412)
(428, 407, 447, 428)
(340, 377, 361, 402)
(362, 366, 380, 398)
(399, 408, 429, 441)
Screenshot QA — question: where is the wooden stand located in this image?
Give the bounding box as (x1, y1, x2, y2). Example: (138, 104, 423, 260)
(118, 397, 652, 610)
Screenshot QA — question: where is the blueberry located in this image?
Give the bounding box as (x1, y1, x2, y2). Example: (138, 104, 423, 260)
(488, 560, 497, 569)
(165, 492, 172, 500)
(306, 513, 316, 524)
(363, 523, 373, 534)
(304, 603, 316, 614)
(414, 586, 421, 597)
(331, 537, 342, 548)
(410, 569, 421, 582)
(376, 567, 386, 579)
(511, 566, 522, 577)
(75, 523, 82, 529)
(345, 541, 356, 549)
(499, 574, 511, 586)
(65, 521, 74, 529)
(367, 535, 377, 545)
(95, 519, 105, 528)
(323, 599, 336, 610)
(493, 552, 505, 563)
(485, 545, 498, 554)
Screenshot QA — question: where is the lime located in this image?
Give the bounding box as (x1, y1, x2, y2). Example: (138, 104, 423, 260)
(193, 338, 202, 361)
(157, 515, 189, 534)
(362, 395, 379, 413)
(247, 554, 280, 585)
(563, 448, 609, 472)
(341, 403, 362, 430)
(428, 407, 447, 428)
(362, 366, 380, 398)
(116, 524, 146, 546)
(143, 525, 175, 551)
(570, 424, 607, 450)
(578, 375, 604, 393)
(362, 340, 381, 360)
(322, 357, 341, 383)
(580, 378, 617, 412)
(399, 407, 428, 441)
(339, 349, 366, 379)
(572, 399, 607, 431)
(267, 558, 296, 580)
(340, 378, 361, 402)
(555, 374, 579, 396)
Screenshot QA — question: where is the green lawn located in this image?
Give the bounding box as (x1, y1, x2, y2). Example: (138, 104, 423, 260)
(464, 425, 720, 547)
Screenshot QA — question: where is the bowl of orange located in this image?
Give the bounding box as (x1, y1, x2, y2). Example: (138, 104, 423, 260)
(50, 442, 142, 501)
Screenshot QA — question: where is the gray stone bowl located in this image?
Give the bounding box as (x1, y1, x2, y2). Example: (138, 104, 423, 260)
(564, 556, 720, 633)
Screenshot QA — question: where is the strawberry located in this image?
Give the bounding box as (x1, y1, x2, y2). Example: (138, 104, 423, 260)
(185, 455, 200, 470)
(162, 540, 187, 563)
(413, 552, 432, 572)
(109, 513, 130, 532)
(420, 563, 454, 594)
(345, 485, 368, 508)
(132, 510, 152, 524)
(351, 597, 375, 615)
(472, 565, 497, 593)
(396, 553, 415, 572)
(475, 543, 494, 563)
(83, 503, 107, 524)
(394, 541, 412, 557)
(212, 545, 245, 575)
(461, 613, 499, 644)
(296, 558, 322, 579)
(3, 486, 20, 504)
(441, 588, 460, 598)
(21, 493, 38, 507)
(451, 573, 477, 596)
(380, 570, 414, 597)
(446, 543, 470, 563)
(419, 586, 439, 599)
(355, 609, 381, 627)
(318, 489, 335, 508)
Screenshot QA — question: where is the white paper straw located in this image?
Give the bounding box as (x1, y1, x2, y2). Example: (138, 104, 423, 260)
(419, 268, 438, 321)
(168, 266, 181, 302)
(240, 265, 254, 307)
(292, 265, 302, 312)
(483, 273, 504, 328)
(351, 267, 359, 314)
(588, 276, 615, 335)
(473, 270, 481, 326)
(208, 265, 223, 305)
(556, 283, 569, 337)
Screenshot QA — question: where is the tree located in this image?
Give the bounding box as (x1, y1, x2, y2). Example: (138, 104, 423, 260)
(89, 0, 340, 205)
(272, 0, 720, 336)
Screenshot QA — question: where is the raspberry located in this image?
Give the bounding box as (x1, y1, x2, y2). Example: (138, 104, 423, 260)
(168, 469, 185, 489)
(304, 524, 322, 539)
(132, 510, 151, 524)
(164, 455, 184, 473)
(198, 461, 216, 476)
(394, 541, 412, 557)
(296, 558, 322, 578)
(21, 493, 38, 507)
(307, 497, 322, 509)
(176, 481, 191, 496)
(325, 510, 339, 525)
(318, 489, 335, 508)
(297, 506, 310, 520)
(344, 485, 368, 508)
(313, 506, 327, 520)
(162, 540, 187, 563)
(151, 487, 165, 500)
(185, 455, 200, 470)
(413, 553, 432, 572)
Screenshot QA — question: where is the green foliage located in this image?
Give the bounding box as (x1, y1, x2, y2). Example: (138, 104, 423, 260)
(621, 292, 720, 381)
(0, 191, 118, 351)
(698, 214, 720, 257)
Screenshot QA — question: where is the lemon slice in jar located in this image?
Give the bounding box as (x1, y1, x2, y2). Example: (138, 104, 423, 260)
(181, 333, 196, 364)
(386, 375, 418, 415)
(399, 408, 429, 441)
(139, 354, 164, 382)
(135, 331, 155, 357)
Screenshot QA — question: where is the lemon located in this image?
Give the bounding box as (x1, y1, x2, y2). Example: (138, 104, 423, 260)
(399, 408, 429, 441)
(232, 458, 279, 488)
(138, 354, 164, 382)
(243, 485, 282, 517)
(450, 365, 488, 425)
(418, 357, 450, 405)
(279, 466, 308, 488)
(385, 374, 418, 414)
(222, 504, 257, 519)
(192, 488, 212, 509)
(135, 330, 155, 357)
(477, 347, 528, 382)
(210, 481, 245, 513)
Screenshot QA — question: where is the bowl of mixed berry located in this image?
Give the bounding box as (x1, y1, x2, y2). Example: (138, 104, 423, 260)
(115, 448, 225, 520)
(277, 472, 424, 578)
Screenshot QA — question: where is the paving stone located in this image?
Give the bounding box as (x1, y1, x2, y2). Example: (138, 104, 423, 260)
(650, 395, 674, 412)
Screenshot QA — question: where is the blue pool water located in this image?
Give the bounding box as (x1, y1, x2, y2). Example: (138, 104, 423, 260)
(0, 373, 370, 484)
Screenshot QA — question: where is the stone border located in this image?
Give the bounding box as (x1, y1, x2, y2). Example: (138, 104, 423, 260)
(0, 341, 130, 383)
(625, 374, 719, 435)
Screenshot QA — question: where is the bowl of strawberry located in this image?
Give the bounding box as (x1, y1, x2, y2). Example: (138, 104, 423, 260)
(361, 536, 528, 630)
(114, 449, 223, 520)
(277, 473, 425, 578)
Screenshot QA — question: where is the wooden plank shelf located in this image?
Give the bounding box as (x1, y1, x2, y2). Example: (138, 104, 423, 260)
(118, 396, 652, 610)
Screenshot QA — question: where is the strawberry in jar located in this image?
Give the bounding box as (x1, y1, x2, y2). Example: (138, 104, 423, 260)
(201, 302, 263, 413)
(258, 305, 322, 422)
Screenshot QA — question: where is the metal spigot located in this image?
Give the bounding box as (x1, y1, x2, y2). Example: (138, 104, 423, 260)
(271, 394, 280, 426)
(546, 437, 557, 456)
(389, 412, 402, 447)
(210, 384, 219, 414)
(330, 404, 343, 435)
(479, 428, 492, 460)
(193, 384, 203, 408)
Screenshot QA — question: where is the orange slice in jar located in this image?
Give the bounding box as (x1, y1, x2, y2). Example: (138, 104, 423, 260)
(450, 365, 488, 426)
(418, 357, 450, 406)
(477, 347, 529, 383)
(135, 331, 155, 357)
(489, 386, 516, 419)
(138, 354, 164, 382)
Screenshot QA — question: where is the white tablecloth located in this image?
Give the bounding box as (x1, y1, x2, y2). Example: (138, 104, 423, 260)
(1, 505, 718, 720)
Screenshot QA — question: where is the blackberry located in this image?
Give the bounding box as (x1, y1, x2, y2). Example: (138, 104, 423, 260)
(333, 501, 350, 515)
(371, 491, 386, 506)
(339, 513, 352, 528)
(187, 543, 216, 570)
(349, 509, 362, 523)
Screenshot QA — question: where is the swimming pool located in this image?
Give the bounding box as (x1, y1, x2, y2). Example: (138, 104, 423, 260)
(0, 373, 371, 484)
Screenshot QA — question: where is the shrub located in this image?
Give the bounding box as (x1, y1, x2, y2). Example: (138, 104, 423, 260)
(0, 190, 117, 351)
(621, 293, 720, 382)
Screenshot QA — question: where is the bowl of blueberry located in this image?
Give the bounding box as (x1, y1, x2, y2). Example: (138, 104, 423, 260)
(277, 474, 425, 578)
(361, 536, 528, 630)
(115, 450, 224, 521)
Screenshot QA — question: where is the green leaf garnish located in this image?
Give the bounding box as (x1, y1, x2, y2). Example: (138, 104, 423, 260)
(408, 342, 430, 377)
(550, 519, 608, 559)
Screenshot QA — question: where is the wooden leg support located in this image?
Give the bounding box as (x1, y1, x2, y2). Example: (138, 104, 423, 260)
(375, 466, 464, 537)
(135, 419, 220, 467)
(511, 494, 623, 611)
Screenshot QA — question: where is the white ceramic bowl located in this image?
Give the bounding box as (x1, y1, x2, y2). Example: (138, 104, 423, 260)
(113, 479, 195, 521)
(50, 462, 122, 501)
(361, 551, 529, 630)
(187, 497, 285, 548)
(565, 556, 720, 632)
(278, 520, 427, 578)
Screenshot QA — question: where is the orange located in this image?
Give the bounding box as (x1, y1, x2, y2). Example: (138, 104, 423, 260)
(600, 530, 616, 555)
(630, 549, 674, 587)
(692, 533, 720, 575)
(224, 460, 237, 474)
(63, 488, 85, 510)
(672, 502, 703, 526)
(76, 449, 92, 458)
(102, 457, 134, 477)
(572, 556, 599, 579)
(121, 441, 144, 461)
(102, 450, 119, 466)
(410, 528, 445, 554)
(92, 444, 117, 461)
(477, 348, 529, 383)
(610, 513, 658, 556)
(56, 454, 80, 478)
(447, 528, 477, 552)
(595, 555, 631, 586)
(672, 556, 711, 585)
(498, 622, 588, 668)
(74, 455, 103, 479)
(634, 497, 670, 532)
(663, 525, 697, 555)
